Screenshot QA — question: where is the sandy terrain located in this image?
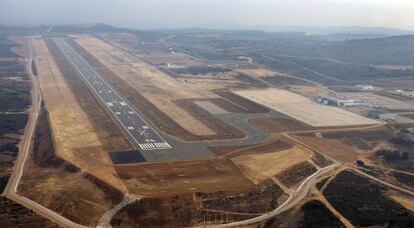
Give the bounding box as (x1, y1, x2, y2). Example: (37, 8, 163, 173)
(72, 35, 215, 136)
(32, 37, 127, 192)
(235, 88, 379, 127)
(231, 146, 313, 184)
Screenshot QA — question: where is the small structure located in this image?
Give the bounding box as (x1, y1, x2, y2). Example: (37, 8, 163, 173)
(367, 110, 396, 120)
(355, 84, 376, 91)
(315, 95, 358, 107)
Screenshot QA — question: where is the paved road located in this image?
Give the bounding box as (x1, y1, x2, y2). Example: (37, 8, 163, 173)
(210, 164, 337, 227)
(53, 38, 171, 151)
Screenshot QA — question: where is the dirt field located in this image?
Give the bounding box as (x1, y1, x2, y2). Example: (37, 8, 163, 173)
(175, 99, 245, 140)
(69, 37, 244, 140)
(114, 158, 254, 196)
(234, 88, 379, 127)
(249, 117, 312, 133)
(111, 194, 258, 227)
(216, 91, 270, 113)
(210, 138, 292, 157)
(19, 108, 121, 226)
(231, 146, 313, 184)
(190, 97, 251, 113)
(72, 35, 216, 137)
(293, 134, 365, 163)
(32, 37, 127, 191)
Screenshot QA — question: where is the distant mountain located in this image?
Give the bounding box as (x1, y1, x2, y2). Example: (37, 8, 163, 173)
(51, 23, 123, 33)
(246, 25, 413, 36)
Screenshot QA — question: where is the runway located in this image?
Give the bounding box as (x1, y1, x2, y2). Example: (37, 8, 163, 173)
(53, 38, 171, 151)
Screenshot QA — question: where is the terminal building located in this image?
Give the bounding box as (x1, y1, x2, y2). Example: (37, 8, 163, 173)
(316, 95, 360, 107)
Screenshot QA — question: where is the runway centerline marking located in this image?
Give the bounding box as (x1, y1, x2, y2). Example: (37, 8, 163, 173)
(53, 38, 171, 151)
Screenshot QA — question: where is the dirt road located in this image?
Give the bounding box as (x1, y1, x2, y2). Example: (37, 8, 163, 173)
(2, 37, 89, 228)
(210, 164, 337, 227)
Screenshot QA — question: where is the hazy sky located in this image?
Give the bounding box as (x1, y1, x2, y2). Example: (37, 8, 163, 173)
(0, 0, 413, 29)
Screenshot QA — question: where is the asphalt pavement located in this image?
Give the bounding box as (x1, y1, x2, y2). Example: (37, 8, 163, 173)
(54, 38, 171, 151)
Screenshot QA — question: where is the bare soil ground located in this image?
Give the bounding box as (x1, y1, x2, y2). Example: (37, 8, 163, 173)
(210, 138, 292, 157)
(33, 37, 127, 191)
(249, 117, 312, 133)
(181, 97, 261, 114)
(231, 146, 313, 184)
(111, 194, 257, 227)
(72, 35, 216, 137)
(176, 99, 245, 140)
(45, 38, 131, 152)
(196, 179, 283, 213)
(19, 108, 122, 226)
(322, 127, 395, 141)
(293, 134, 362, 163)
(69, 38, 245, 141)
(114, 158, 254, 197)
(216, 91, 270, 113)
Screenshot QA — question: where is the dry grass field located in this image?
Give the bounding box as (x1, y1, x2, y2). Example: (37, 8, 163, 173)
(231, 146, 313, 184)
(32, 37, 127, 192)
(72, 35, 216, 137)
(235, 88, 379, 127)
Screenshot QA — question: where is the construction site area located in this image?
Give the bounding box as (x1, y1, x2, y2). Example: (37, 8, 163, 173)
(1, 25, 414, 228)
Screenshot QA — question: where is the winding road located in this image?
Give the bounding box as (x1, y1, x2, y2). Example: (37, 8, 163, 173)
(2, 38, 88, 228)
